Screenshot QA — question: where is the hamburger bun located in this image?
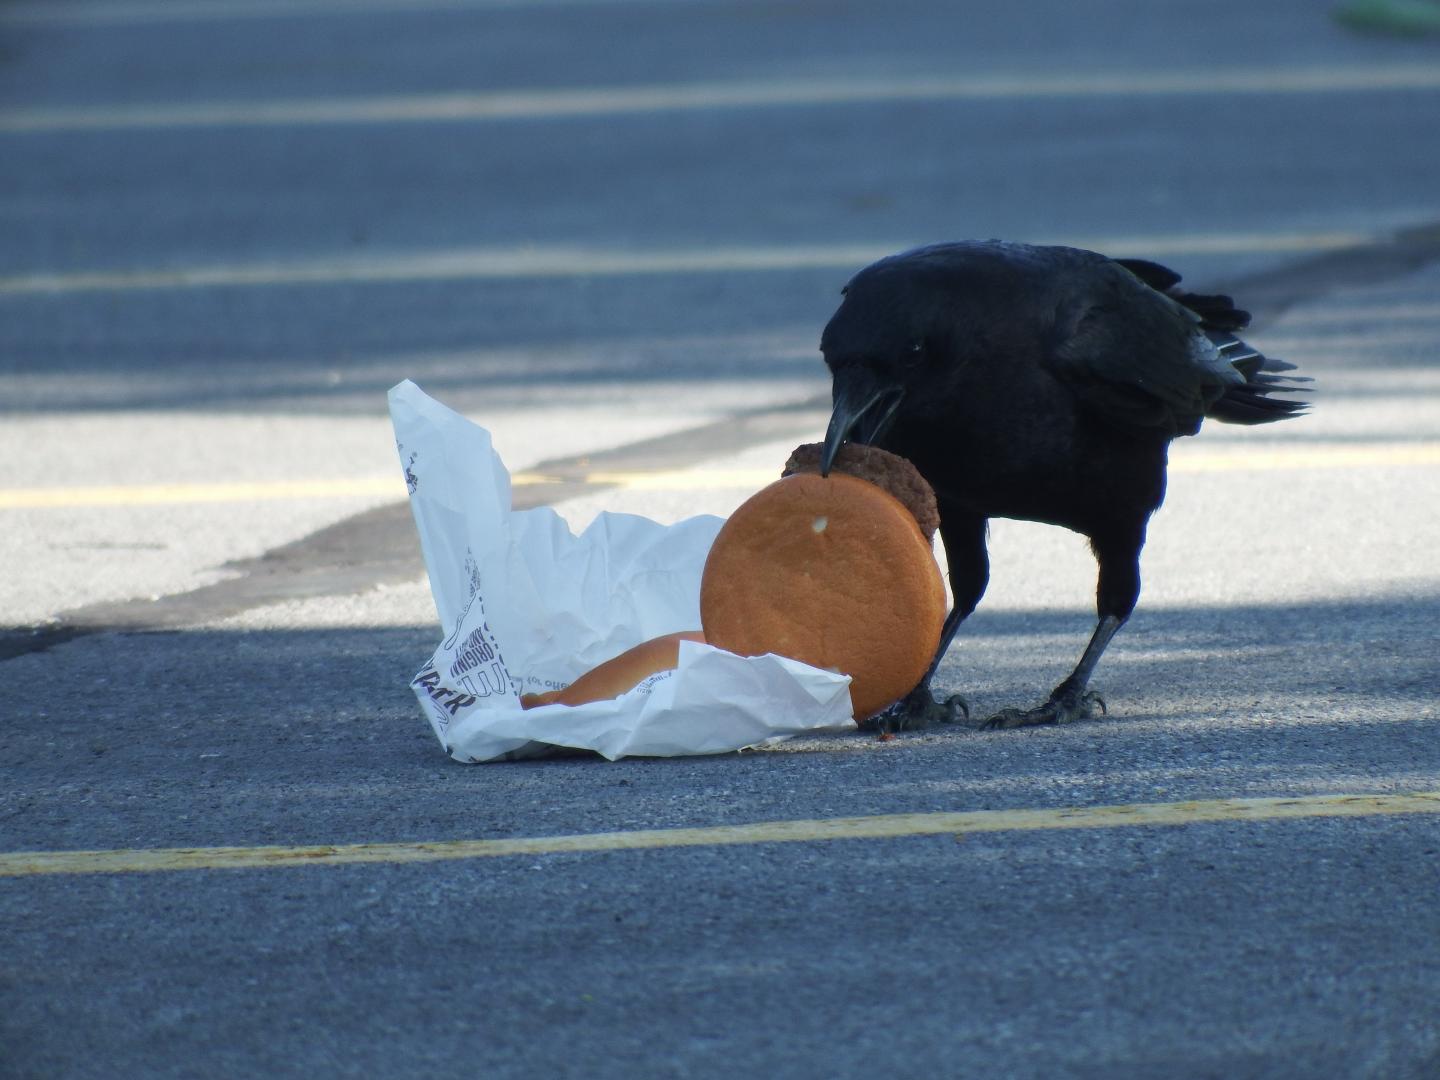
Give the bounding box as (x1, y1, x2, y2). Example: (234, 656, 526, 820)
(519, 630, 706, 709)
(699, 468, 945, 721)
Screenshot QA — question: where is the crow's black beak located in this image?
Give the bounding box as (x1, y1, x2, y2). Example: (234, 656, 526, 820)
(821, 381, 904, 475)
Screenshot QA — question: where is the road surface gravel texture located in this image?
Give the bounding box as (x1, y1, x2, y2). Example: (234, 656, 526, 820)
(1, 1, 1438, 1078)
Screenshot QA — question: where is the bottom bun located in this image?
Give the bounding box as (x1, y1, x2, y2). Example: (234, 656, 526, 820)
(520, 630, 706, 709)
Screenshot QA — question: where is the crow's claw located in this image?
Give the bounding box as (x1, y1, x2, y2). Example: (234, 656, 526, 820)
(981, 690, 1106, 731)
(861, 687, 972, 734)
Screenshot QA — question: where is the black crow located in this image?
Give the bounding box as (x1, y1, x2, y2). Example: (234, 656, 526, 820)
(819, 241, 1310, 731)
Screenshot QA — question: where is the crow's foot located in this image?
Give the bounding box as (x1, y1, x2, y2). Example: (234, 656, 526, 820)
(861, 686, 972, 734)
(982, 690, 1106, 731)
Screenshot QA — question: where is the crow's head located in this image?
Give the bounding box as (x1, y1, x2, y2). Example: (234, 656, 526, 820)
(818, 249, 968, 475)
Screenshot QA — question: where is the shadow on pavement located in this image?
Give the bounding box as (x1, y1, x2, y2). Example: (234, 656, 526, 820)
(2, 590, 1435, 852)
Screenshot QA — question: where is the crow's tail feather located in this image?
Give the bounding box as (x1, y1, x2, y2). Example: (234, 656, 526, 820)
(1116, 255, 1311, 424)
(1206, 332, 1312, 425)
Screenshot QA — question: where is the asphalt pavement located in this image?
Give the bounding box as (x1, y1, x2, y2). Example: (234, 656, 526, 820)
(2, 2, 1439, 1078)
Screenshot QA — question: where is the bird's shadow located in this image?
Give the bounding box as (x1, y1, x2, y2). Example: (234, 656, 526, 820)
(935, 593, 1437, 715)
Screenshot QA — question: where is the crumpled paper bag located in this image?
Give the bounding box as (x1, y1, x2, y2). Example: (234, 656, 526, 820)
(388, 380, 856, 762)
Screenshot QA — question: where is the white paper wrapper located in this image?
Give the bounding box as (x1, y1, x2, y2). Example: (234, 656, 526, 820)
(388, 380, 856, 762)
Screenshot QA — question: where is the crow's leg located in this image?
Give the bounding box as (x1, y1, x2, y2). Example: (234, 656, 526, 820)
(983, 524, 1143, 730)
(865, 510, 987, 733)
(983, 615, 1121, 729)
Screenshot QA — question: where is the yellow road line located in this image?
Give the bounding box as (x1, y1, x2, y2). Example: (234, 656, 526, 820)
(3, 65, 1438, 134)
(578, 445, 1440, 485)
(0, 231, 1370, 296)
(3, 444, 1435, 510)
(1169, 443, 1440, 473)
(3, 791, 1436, 878)
(0, 471, 634, 509)
(0, 477, 406, 509)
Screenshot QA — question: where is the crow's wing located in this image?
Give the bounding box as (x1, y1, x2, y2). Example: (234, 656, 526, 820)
(1046, 258, 1247, 435)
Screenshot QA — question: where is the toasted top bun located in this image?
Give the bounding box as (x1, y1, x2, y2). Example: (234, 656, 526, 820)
(699, 470, 946, 721)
